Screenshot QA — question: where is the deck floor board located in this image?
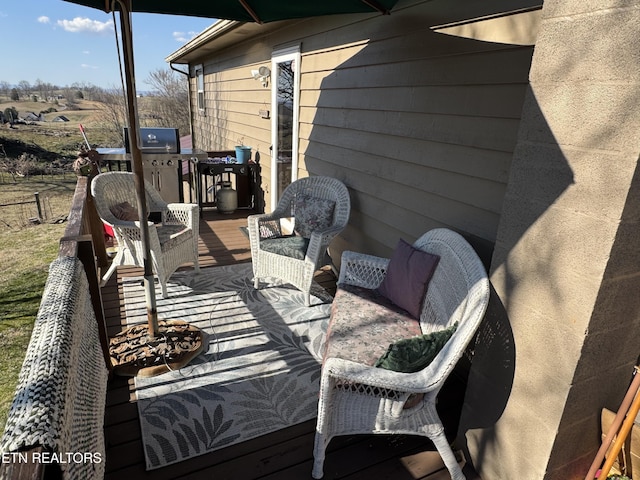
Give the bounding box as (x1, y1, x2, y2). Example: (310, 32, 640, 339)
(103, 210, 478, 479)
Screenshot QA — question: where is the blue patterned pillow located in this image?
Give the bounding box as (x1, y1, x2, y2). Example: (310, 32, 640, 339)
(294, 193, 335, 239)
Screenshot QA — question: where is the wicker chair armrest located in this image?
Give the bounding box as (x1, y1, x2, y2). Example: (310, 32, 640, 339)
(164, 203, 198, 228)
(111, 220, 156, 241)
(166, 203, 198, 212)
(110, 219, 154, 229)
(248, 213, 288, 239)
(323, 357, 438, 394)
(305, 226, 344, 262)
(309, 224, 344, 240)
(338, 251, 390, 289)
(248, 212, 280, 223)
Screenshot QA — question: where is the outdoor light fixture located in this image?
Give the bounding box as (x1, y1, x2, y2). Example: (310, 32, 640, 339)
(251, 65, 271, 87)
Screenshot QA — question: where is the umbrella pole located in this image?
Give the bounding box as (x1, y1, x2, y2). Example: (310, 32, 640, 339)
(107, 0, 204, 378)
(118, 0, 158, 338)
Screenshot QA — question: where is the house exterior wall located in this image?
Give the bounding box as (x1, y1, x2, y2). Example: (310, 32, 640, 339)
(173, 1, 640, 478)
(184, 0, 541, 267)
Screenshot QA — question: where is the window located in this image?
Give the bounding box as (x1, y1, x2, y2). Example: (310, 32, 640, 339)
(195, 65, 205, 113)
(271, 46, 301, 210)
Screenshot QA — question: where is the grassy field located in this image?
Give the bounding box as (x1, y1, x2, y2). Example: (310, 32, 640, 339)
(0, 176, 76, 430)
(0, 94, 168, 430)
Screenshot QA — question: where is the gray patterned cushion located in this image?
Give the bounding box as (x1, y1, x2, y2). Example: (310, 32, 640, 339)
(157, 225, 192, 251)
(260, 235, 310, 260)
(109, 201, 139, 221)
(294, 193, 335, 239)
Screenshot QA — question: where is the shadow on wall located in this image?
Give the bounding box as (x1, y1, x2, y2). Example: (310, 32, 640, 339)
(458, 285, 515, 462)
(301, 3, 546, 260)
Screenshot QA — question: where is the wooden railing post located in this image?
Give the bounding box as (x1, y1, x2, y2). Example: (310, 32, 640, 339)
(59, 175, 112, 371)
(84, 178, 109, 270)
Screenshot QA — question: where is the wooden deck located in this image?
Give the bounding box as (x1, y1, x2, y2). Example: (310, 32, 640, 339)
(101, 210, 480, 480)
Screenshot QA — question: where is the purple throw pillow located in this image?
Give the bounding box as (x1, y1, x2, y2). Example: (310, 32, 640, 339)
(377, 239, 440, 319)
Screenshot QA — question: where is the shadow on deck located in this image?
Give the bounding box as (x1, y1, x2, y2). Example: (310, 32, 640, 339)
(102, 210, 480, 480)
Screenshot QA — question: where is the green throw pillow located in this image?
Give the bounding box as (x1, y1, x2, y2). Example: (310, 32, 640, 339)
(374, 323, 458, 373)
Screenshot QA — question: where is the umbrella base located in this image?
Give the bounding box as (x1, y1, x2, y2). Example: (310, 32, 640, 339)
(109, 320, 205, 377)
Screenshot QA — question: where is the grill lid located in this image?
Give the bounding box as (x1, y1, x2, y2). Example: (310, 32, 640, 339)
(124, 127, 180, 154)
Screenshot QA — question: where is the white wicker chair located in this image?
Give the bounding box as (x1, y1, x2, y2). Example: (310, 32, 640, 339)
(91, 171, 199, 298)
(248, 176, 350, 306)
(313, 228, 490, 480)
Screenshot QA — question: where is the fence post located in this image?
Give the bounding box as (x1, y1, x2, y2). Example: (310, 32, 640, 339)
(34, 192, 43, 221)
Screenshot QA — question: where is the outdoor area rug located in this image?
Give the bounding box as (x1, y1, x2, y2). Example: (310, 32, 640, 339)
(121, 263, 333, 470)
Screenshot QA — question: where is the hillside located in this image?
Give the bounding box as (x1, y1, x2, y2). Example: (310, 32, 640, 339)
(0, 99, 118, 161)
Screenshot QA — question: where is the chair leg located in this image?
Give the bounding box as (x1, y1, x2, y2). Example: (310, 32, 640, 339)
(254, 277, 260, 290)
(193, 246, 200, 272)
(312, 432, 327, 479)
(159, 278, 169, 299)
(304, 291, 311, 307)
(100, 258, 119, 287)
(431, 429, 465, 480)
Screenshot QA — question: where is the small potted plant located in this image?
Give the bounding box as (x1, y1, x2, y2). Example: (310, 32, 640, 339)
(234, 137, 251, 164)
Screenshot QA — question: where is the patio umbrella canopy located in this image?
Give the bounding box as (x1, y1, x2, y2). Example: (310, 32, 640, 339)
(63, 0, 399, 23)
(62, 0, 399, 376)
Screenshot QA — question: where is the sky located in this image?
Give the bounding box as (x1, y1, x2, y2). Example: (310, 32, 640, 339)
(0, 1, 216, 90)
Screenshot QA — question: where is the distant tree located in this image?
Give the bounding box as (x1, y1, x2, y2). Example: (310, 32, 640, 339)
(18, 80, 31, 98)
(61, 87, 79, 110)
(93, 86, 128, 145)
(144, 68, 190, 136)
(34, 79, 56, 101)
(10, 88, 19, 101)
(0, 81, 9, 99)
(71, 81, 99, 101)
(75, 90, 84, 99)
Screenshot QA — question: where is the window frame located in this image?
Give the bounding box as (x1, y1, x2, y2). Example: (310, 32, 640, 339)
(195, 64, 205, 114)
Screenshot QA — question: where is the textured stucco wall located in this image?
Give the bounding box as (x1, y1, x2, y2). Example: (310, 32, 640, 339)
(460, 1, 640, 478)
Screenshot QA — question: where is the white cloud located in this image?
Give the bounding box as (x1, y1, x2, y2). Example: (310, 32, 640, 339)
(57, 17, 113, 34)
(37, 16, 50, 24)
(83, 50, 91, 55)
(81, 64, 100, 70)
(173, 31, 199, 43)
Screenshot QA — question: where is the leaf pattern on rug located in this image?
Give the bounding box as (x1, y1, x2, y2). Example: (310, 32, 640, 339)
(123, 263, 332, 470)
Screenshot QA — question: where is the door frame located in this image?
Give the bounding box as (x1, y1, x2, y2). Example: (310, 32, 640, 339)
(270, 45, 301, 212)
